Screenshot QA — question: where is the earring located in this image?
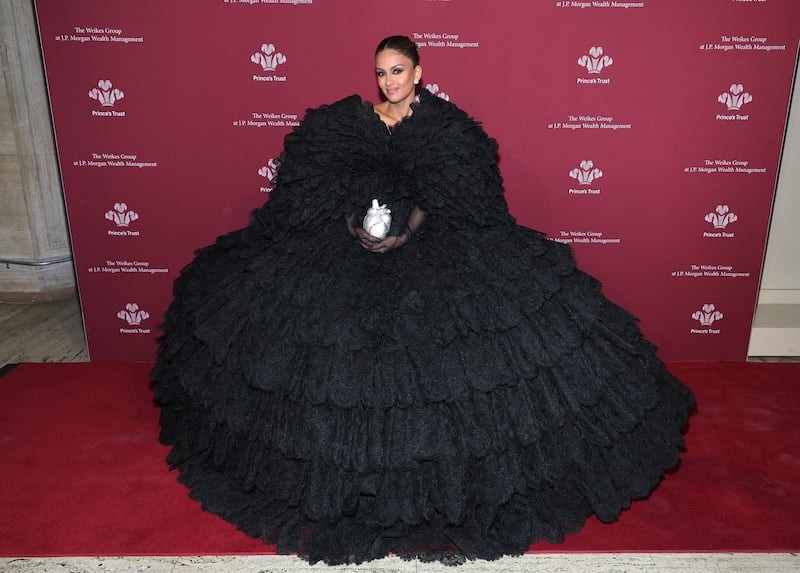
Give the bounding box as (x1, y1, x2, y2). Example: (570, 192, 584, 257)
(414, 79, 419, 85)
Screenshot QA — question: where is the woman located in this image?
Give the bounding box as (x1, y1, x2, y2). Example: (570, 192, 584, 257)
(152, 35, 694, 565)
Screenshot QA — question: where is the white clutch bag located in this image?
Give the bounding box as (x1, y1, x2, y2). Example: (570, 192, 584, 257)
(362, 199, 392, 239)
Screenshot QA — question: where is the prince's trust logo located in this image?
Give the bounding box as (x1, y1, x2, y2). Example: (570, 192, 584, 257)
(105, 203, 140, 237)
(89, 79, 124, 106)
(117, 303, 150, 334)
(719, 84, 752, 110)
(577, 46, 613, 84)
(691, 303, 723, 334)
(705, 205, 738, 229)
(251, 43, 287, 82)
(717, 84, 752, 121)
(579, 46, 613, 73)
(89, 80, 126, 117)
(105, 202, 139, 227)
(569, 160, 603, 185)
(423, 83, 449, 101)
(258, 158, 280, 192)
(569, 160, 603, 195)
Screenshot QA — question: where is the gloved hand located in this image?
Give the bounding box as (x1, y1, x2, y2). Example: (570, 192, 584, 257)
(346, 206, 426, 254)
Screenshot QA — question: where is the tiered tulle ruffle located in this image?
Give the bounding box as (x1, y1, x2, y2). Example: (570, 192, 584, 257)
(152, 91, 694, 565)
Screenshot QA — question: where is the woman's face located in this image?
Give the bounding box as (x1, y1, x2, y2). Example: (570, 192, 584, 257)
(375, 49, 421, 106)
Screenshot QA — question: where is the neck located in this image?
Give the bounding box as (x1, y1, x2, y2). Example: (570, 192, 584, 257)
(383, 97, 414, 121)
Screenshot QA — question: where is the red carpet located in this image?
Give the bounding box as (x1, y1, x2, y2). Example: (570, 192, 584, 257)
(0, 361, 798, 557)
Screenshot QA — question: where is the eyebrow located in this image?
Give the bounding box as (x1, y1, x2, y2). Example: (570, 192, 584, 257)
(375, 65, 406, 71)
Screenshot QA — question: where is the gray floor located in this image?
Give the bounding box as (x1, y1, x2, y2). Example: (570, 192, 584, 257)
(2, 554, 800, 573)
(1, 295, 797, 573)
(0, 296, 88, 365)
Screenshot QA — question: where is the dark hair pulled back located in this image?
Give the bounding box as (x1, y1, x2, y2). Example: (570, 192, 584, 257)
(375, 35, 420, 67)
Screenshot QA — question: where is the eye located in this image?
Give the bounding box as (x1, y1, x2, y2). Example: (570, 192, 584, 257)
(392, 68, 404, 75)
(376, 70, 385, 77)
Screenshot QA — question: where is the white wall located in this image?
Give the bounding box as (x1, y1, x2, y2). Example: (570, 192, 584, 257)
(759, 57, 800, 304)
(749, 54, 800, 356)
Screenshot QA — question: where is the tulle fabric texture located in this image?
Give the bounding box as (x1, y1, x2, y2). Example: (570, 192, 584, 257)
(151, 90, 694, 565)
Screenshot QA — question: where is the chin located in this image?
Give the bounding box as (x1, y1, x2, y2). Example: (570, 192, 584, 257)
(386, 91, 412, 104)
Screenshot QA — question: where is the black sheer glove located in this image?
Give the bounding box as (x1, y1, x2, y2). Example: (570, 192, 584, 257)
(346, 206, 425, 254)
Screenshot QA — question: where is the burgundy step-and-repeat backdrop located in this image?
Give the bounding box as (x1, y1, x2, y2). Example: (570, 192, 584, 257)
(35, 0, 800, 362)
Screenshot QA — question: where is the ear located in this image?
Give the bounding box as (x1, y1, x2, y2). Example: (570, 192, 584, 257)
(414, 65, 423, 83)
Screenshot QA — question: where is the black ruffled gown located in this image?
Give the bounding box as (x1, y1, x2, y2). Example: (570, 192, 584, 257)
(152, 89, 694, 564)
